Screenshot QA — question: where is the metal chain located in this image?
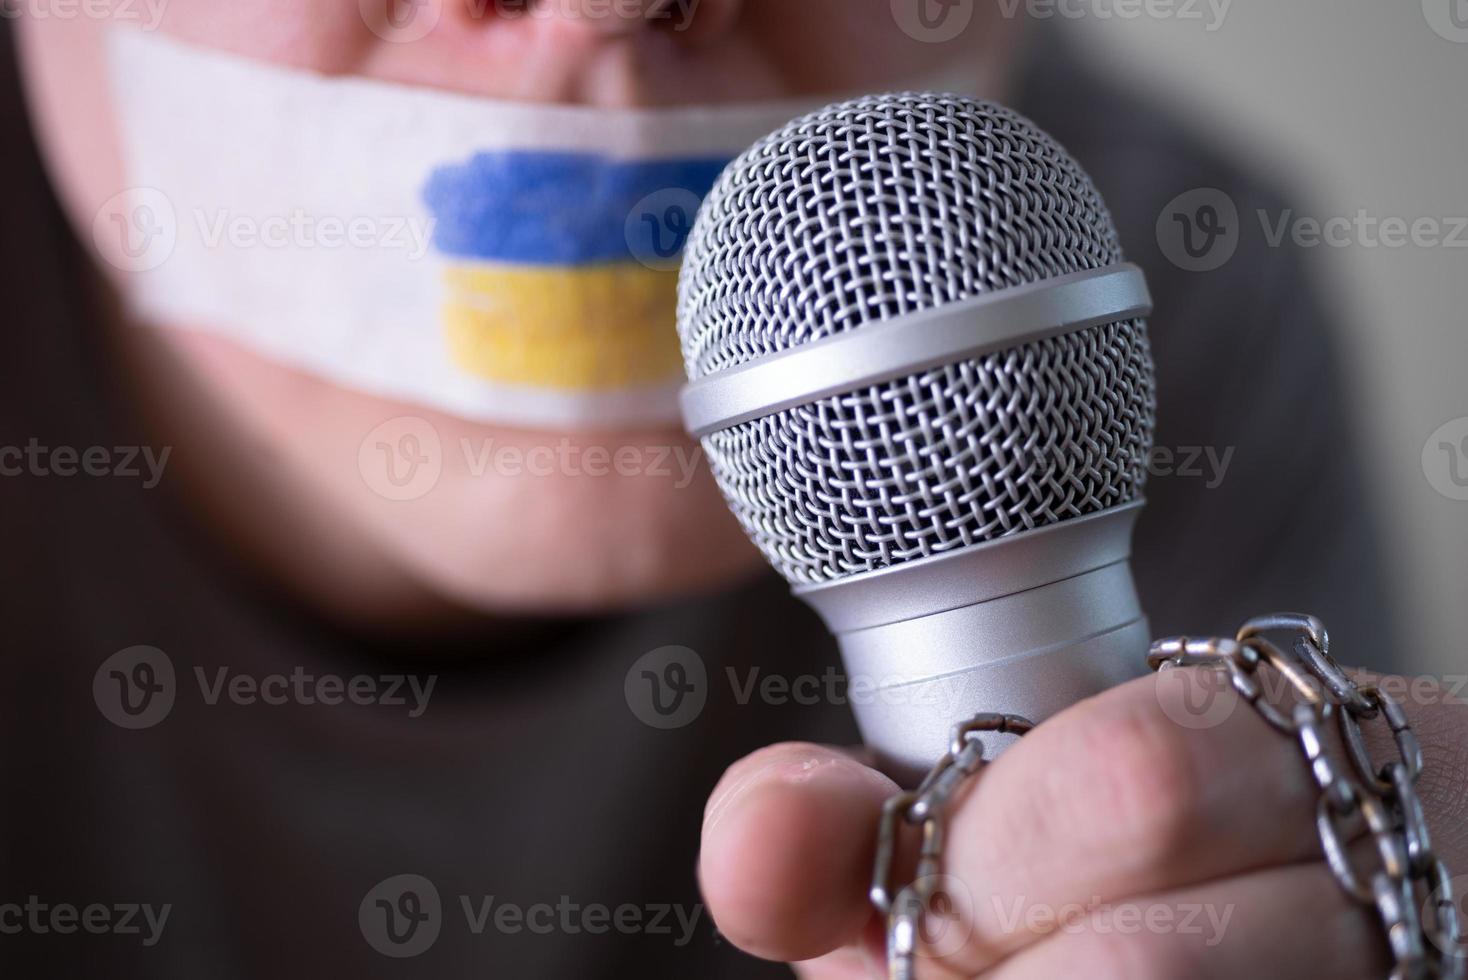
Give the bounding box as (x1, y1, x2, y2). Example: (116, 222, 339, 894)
(873, 613, 1463, 980)
(1149, 614, 1462, 980)
(871, 713, 1034, 980)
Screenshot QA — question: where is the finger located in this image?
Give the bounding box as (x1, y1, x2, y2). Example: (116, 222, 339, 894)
(792, 943, 879, 980)
(699, 743, 898, 963)
(938, 668, 1323, 972)
(977, 861, 1388, 980)
(794, 917, 976, 980)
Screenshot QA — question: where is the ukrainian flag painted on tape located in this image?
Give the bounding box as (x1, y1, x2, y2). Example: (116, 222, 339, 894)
(423, 152, 726, 391)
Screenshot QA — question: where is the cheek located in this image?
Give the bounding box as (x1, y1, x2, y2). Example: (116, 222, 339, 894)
(150, 1, 370, 71)
(17, 13, 127, 242)
(18, 4, 370, 236)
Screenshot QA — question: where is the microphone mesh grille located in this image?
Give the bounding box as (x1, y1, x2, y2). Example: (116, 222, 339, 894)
(677, 93, 1156, 585)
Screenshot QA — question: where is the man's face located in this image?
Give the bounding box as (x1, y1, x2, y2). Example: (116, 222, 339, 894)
(17, 1, 1009, 617)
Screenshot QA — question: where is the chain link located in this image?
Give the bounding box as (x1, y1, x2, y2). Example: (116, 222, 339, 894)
(873, 613, 1463, 980)
(872, 713, 1033, 980)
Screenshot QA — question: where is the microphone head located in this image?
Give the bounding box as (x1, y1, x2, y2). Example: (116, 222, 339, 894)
(677, 92, 1156, 587)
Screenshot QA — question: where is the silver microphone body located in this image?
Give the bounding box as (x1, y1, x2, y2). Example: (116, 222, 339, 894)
(675, 94, 1157, 780)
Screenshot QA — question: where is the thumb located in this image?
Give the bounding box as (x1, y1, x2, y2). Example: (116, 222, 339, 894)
(699, 742, 895, 963)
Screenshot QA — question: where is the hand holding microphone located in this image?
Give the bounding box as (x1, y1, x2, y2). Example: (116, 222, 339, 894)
(683, 94, 1468, 978)
(699, 666, 1468, 978)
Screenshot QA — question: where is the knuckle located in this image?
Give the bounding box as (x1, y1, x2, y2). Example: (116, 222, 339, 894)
(1058, 705, 1206, 865)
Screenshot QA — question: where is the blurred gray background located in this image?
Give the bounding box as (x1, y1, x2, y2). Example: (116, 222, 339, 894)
(1062, 0, 1467, 675)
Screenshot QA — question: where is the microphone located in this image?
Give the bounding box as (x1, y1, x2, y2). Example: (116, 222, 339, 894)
(675, 93, 1158, 780)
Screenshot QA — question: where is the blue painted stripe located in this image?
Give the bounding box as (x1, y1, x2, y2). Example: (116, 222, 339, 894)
(422, 151, 728, 265)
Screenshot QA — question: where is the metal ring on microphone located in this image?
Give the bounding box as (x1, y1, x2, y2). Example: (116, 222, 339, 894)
(678, 262, 1153, 438)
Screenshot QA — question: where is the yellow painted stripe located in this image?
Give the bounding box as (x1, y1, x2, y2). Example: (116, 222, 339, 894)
(442, 262, 685, 390)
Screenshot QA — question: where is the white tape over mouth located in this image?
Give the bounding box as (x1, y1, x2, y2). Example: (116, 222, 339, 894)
(101, 26, 985, 431)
